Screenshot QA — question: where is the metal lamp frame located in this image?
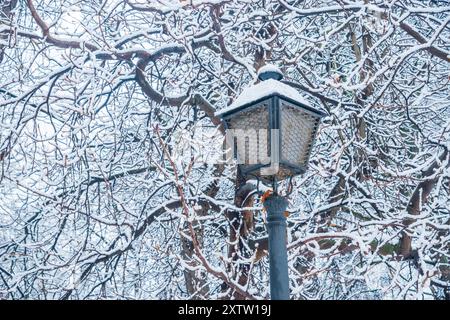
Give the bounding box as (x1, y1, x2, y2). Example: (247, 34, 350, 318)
(222, 93, 326, 181)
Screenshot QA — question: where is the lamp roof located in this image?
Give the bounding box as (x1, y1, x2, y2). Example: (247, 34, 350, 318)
(215, 78, 313, 117)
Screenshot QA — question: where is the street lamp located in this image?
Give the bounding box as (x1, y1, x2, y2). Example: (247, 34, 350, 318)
(216, 64, 325, 300)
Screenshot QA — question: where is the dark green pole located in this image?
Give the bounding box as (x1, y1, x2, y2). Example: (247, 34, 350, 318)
(263, 194, 289, 300)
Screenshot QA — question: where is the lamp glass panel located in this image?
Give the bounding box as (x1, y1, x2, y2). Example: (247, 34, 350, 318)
(227, 103, 269, 166)
(280, 101, 320, 167)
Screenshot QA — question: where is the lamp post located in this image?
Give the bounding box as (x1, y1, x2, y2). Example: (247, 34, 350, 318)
(216, 64, 325, 300)
(263, 194, 289, 300)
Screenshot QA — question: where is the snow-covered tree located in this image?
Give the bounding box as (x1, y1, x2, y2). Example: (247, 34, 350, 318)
(0, 0, 449, 299)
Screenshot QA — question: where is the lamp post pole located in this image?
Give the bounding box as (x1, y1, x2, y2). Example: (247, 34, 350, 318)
(263, 194, 289, 300)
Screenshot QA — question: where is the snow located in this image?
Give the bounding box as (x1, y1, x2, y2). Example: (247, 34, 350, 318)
(257, 64, 282, 76)
(215, 79, 312, 116)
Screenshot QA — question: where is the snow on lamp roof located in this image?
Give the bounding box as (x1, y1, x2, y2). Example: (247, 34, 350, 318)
(257, 64, 283, 81)
(215, 77, 312, 117)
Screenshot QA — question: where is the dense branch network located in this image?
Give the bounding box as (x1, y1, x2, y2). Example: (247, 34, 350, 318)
(0, 0, 449, 299)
